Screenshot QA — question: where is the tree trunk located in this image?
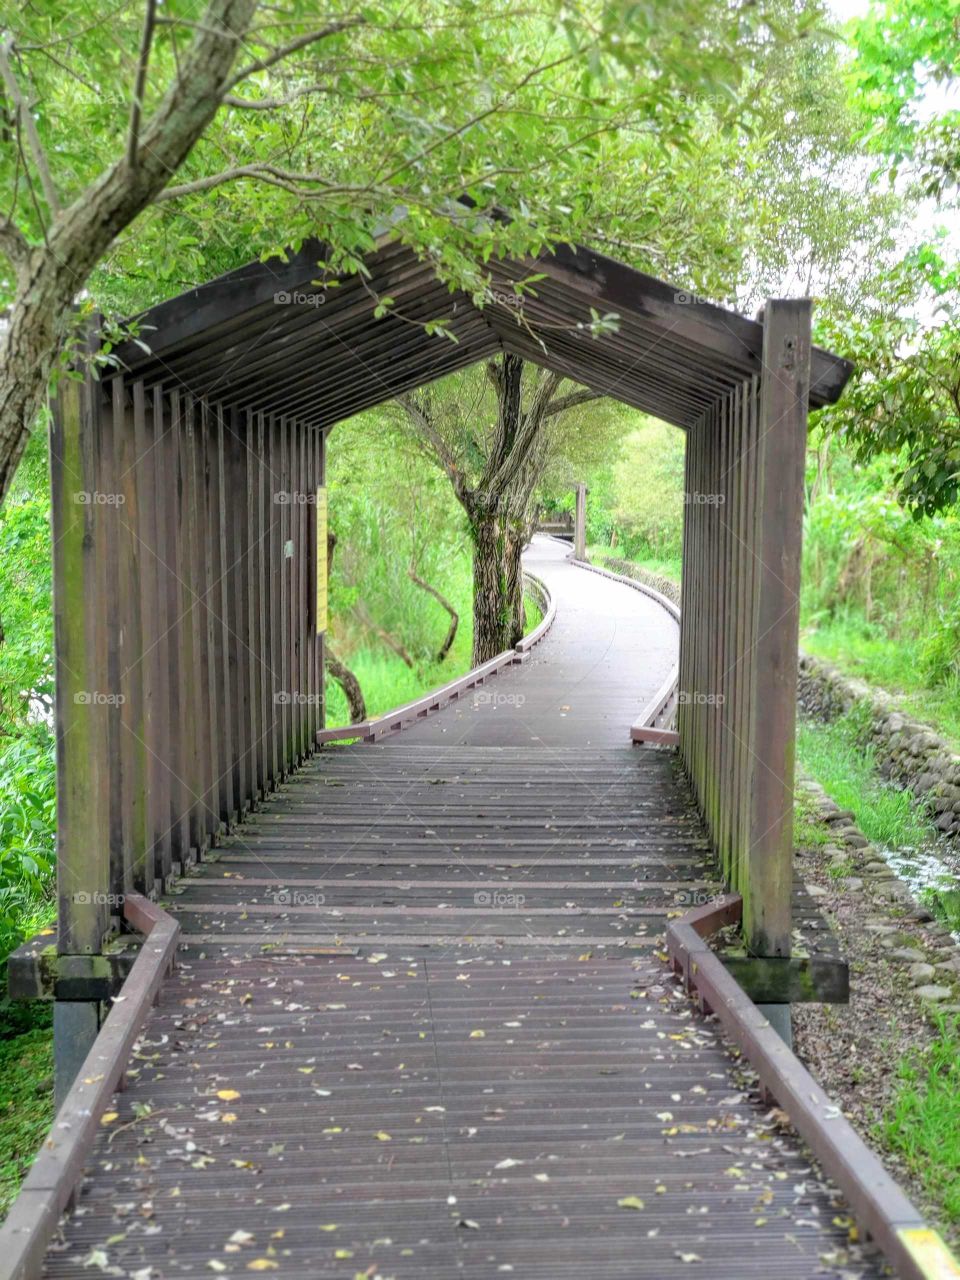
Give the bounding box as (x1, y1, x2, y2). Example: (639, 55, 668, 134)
(504, 523, 526, 649)
(325, 646, 366, 723)
(471, 509, 511, 664)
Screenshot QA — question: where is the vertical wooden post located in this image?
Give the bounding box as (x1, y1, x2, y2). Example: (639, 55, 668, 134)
(157, 389, 190, 872)
(50, 369, 110, 956)
(743, 298, 812, 957)
(134, 380, 169, 893)
(573, 482, 586, 560)
(211, 405, 236, 826)
(114, 377, 149, 895)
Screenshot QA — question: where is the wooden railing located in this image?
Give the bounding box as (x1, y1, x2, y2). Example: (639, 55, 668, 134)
(0, 897, 179, 1280)
(677, 300, 811, 958)
(317, 571, 555, 744)
(45, 346, 324, 1019)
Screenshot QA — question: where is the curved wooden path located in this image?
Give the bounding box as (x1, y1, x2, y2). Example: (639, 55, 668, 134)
(38, 543, 884, 1279)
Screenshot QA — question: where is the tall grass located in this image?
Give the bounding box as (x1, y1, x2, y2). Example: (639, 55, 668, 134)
(795, 708, 933, 848)
(881, 1019, 960, 1237)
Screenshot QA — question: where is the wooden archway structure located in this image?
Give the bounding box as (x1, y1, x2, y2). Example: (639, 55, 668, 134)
(27, 234, 852, 1075)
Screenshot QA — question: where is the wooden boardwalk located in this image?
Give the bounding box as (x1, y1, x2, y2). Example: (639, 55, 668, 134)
(40, 543, 884, 1278)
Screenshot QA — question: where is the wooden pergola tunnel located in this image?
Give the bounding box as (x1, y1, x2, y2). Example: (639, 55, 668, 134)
(22, 233, 852, 1084)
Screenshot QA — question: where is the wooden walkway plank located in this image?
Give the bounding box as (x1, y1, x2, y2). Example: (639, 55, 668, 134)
(35, 539, 885, 1279)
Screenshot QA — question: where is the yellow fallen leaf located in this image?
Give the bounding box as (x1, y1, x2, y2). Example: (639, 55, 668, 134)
(100, 1112, 119, 1126)
(617, 1196, 645, 1211)
(221, 1113, 238, 1124)
(217, 1089, 241, 1101)
(375, 1131, 392, 1142)
(246, 1261, 278, 1272)
(469, 1030, 485, 1039)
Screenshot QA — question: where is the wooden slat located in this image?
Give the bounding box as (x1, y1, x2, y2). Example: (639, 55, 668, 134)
(133, 379, 168, 893)
(743, 300, 811, 956)
(49, 360, 110, 953)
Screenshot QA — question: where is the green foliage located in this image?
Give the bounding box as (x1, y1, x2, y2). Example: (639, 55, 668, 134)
(0, 733, 56, 962)
(0, 1014, 53, 1220)
(881, 1018, 960, 1236)
(795, 709, 933, 848)
(849, 0, 960, 198)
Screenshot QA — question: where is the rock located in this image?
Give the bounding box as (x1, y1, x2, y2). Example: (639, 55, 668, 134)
(863, 861, 893, 876)
(934, 959, 960, 974)
(864, 923, 898, 935)
(908, 963, 936, 984)
(841, 877, 864, 891)
(915, 984, 954, 1002)
(844, 834, 870, 849)
(886, 947, 928, 964)
(805, 883, 828, 897)
(824, 809, 857, 824)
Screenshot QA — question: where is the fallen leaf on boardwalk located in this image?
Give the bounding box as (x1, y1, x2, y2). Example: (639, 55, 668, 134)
(228, 1230, 255, 1247)
(220, 1113, 238, 1124)
(207, 1263, 226, 1274)
(319, 1224, 338, 1232)
(334, 1249, 353, 1259)
(617, 1196, 645, 1211)
(495, 1158, 520, 1169)
(216, 1089, 241, 1101)
(676, 1252, 702, 1263)
(246, 1261, 278, 1271)
(469, 1029, 485, 1039)
(375, 1131, 392, 1141)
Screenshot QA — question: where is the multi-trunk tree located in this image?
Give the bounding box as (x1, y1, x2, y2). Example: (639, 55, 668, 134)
(398, 355, 600, 663)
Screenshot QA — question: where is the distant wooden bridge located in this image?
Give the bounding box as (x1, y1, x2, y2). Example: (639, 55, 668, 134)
(4, 233, 955, 1277)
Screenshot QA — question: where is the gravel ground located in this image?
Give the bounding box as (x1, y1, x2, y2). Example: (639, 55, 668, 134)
(791, 796, 960, 1247)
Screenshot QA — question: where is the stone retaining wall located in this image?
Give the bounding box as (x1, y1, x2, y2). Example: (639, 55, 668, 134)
(594, 556, 682, 607)
(798, 652, 960, 839)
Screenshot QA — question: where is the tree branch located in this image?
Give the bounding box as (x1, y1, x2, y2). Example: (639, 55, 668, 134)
(224, 19, 365, 92)
(0, 37, 61, 216)
(127, 0, 159, 169)
(543, 387, 602, 419)
(0, 218, 29, 276)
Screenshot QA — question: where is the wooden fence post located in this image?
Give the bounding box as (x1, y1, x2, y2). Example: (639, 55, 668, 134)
(573, 482, 586, 560)
(743, 298, 812, 957)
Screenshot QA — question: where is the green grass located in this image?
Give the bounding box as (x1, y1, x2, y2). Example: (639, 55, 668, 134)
(324, 592, 542, 729)
(0, 1008, 53, 1221)
(795, 708, 933, 848)
(802, 614, 960, 751)
(586, 543, 682, 584)
(881, 1018, 960, 1237)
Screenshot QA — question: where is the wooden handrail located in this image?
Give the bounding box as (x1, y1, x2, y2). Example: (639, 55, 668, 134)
(666, 896, 960, 1280)
(0, 896, 180, 1280)
(318, 573, 555, 745)
(568, 557, 681, 746)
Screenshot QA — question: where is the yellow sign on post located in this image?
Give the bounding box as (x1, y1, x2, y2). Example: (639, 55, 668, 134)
(316, 486, 328, 634)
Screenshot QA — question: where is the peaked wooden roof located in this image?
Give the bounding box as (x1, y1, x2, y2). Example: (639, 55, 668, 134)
(113, 233, 853, 430)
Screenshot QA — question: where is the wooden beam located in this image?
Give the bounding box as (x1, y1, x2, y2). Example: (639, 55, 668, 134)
(49, 361, 110, 954)
(743, 299, 812, 957)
